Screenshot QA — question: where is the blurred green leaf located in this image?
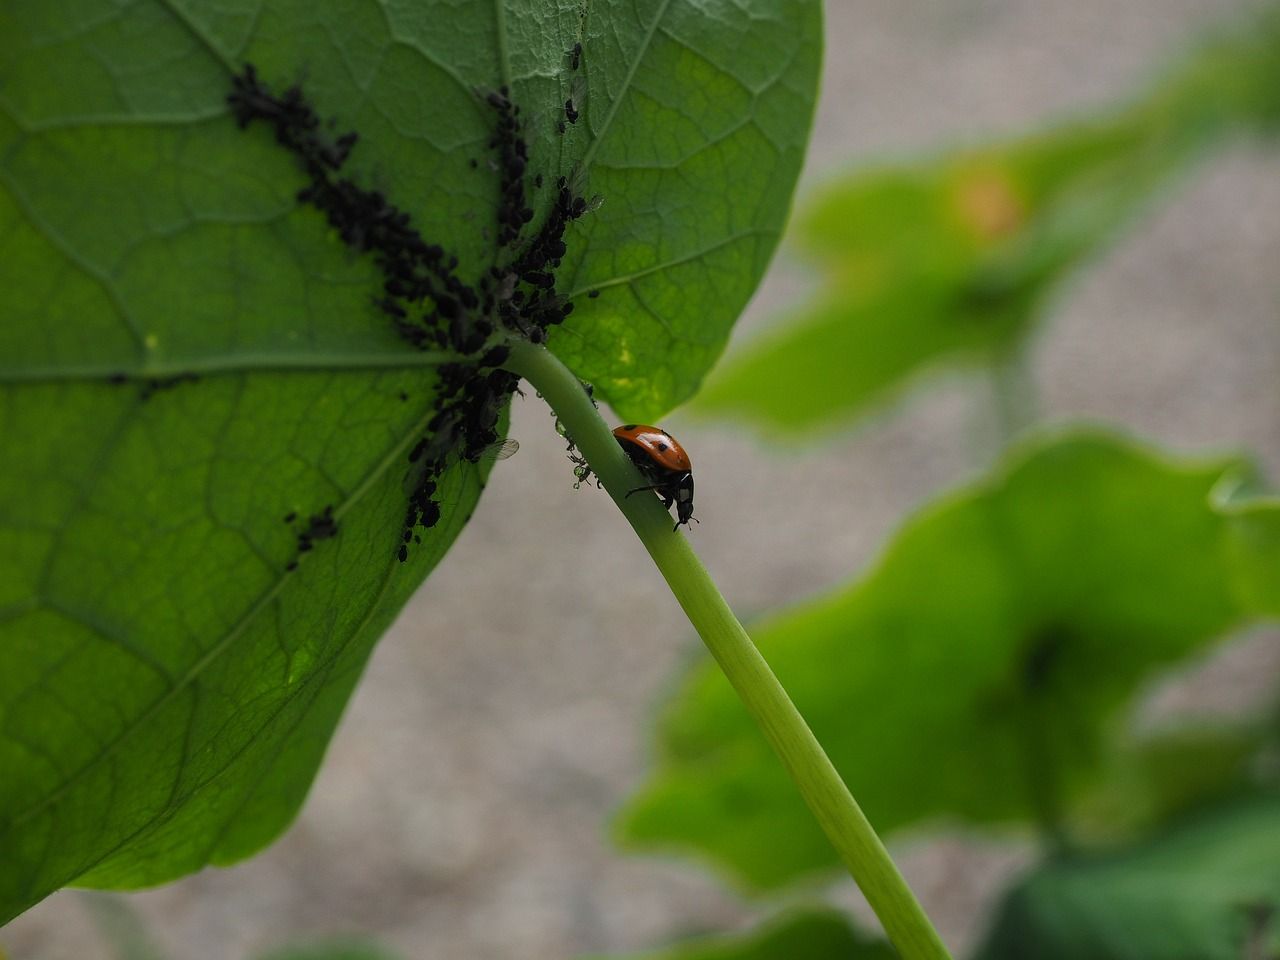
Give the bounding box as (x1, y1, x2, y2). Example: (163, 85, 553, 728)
(619, 431, 1273, 890)
(695, 6, 1280, 434)
(254, 943, 402, 960)
(81, 892, 167, 960)
(974, 793, 1280, 960)
(0, 0, 818, 923)
(581, 908, 894, 960)
(1072, 719, 1279, 843)
(1212, 476, 1280, 618)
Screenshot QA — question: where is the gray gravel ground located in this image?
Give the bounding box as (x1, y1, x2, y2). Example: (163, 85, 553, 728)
(6, 1, 1280, 958)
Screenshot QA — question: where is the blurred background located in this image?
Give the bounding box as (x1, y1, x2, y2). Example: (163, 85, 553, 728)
(5, 0, 1279, 957)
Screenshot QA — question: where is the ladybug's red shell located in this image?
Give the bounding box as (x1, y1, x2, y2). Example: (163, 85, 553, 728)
(612, 424, 692, 473)
(613, 424, 697, 531)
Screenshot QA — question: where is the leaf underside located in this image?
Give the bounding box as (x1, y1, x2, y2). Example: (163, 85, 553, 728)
(0, 0, 820, 922)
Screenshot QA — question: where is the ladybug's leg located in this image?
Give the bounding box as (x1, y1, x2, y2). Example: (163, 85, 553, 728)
(625, 485, 675, 508)
(624, 484, 666, 498)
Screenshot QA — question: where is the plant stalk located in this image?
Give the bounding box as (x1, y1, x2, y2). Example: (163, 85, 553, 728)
(504, 340, 952, 960)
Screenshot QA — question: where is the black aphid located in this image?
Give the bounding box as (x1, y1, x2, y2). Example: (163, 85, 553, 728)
(230, 66, 602, 563)
(227, 64, 479, 361)
(306, 506, 338, 541)
(139, 372, 200, 402)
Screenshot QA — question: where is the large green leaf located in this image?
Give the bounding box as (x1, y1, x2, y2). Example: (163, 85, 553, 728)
(0, 0, 819, 923)
(551, 0, 822, 417)
(618, 432, 1276, 890)
(1213, 474, 1280, 619)
(975, 793, 1280, 960)
(581, 908, 895, 960)
(1070, 719, 1279, 845)
(694, 6, 1280, 435)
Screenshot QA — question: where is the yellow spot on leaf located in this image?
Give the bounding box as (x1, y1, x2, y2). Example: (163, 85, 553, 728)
(952, 169, 1027, 243)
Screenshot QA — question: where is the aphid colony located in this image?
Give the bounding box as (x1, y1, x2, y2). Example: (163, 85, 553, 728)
(106, 370, 202, 399)
(227, 47, 594, 565)
(282, 506, 339, 571)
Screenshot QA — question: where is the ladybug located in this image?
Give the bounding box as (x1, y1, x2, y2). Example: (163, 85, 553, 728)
(613, 424, 697, 531)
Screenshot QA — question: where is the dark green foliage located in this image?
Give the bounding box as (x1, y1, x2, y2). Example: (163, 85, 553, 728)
(976, 795, 1280, 960)
(582, 908, 895, 960)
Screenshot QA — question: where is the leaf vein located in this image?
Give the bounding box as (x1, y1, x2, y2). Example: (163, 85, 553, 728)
(578, 0, 676, 174)
(9, 400, 437, 828)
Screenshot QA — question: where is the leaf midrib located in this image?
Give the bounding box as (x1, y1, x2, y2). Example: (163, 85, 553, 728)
(0, 351, 453, 384)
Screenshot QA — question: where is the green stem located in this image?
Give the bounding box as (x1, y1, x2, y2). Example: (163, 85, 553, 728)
(504, 341, 952, 960)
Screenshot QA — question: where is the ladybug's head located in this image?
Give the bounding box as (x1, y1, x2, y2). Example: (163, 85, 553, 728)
(673, 472, 696, 531)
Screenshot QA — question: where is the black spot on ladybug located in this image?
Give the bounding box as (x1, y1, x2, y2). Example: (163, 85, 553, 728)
(656, 441, 668, 451)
